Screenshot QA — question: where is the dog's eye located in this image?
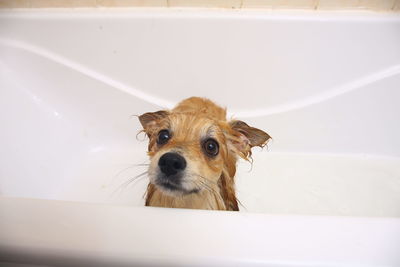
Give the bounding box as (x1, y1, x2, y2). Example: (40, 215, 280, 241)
(157, 130, 171, 145)
(203, 139, 219, 157)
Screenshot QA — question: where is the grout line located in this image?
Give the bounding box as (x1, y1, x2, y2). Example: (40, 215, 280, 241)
(392, 0, 398, 10)
(314, 0, 319, 10)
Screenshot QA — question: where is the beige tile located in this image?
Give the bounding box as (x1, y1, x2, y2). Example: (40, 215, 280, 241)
(243, 0, 317, 9)
(358, 0, 396, 11)
(31, 0, 96, 7)
(391, 0, 400, 10)
(235, 0, 273, 8)
(71, 0, 97, 7)
(317, 0, 359, 9)
(284, 0, 318, 9)
(168, 0, 242, 9)
(317, 0, 396, 10)
(31, 0, 69, 7)
(2, 0, 398, 10)
(96, 0, 167, 7)
(0, 0, 31, 8)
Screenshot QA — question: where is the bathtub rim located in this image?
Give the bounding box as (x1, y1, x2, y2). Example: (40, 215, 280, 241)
(1, 196, 400, 267)
(1, 8, 400, 22)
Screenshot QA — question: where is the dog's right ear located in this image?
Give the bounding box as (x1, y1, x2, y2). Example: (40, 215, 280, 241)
(139, 110, 169, 133)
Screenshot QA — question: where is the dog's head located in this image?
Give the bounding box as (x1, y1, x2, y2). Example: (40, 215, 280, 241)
(139, 105, 271, 197)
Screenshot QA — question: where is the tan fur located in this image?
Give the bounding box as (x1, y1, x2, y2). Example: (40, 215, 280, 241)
(139, 97, 271, 211)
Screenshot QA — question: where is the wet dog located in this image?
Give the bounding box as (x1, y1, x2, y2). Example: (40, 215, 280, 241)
(138, 97, 270, 210)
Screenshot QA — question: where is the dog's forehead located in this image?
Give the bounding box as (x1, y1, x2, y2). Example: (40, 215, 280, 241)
(168, 113, 220, 139)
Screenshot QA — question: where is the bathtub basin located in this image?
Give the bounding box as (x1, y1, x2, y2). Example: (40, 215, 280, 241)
(0, 8, 400, 267)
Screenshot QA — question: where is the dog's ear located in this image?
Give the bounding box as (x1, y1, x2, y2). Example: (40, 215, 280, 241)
(139, 110, 169, 133)
(228, 120, 271, 159)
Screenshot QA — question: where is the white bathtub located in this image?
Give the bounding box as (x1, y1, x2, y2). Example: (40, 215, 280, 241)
(0, 8, 400, 267)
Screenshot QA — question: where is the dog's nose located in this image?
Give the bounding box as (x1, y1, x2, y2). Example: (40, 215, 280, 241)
(158, 152, 186, 177)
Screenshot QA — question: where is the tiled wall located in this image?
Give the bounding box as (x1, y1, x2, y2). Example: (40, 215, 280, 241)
(0, 0, 399, 11)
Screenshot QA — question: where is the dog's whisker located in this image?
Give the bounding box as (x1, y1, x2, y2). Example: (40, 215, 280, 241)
(112, 171, 149, 196)
(112, 177, 147, 197)
(191, 173, 237, 209)
(114, 163, 149, 180)
(193, 180, 211, 194)
(195, 179, 218, 196)
(237, 198, 247, 211)
(191, 173, 218, 185)
(188, 174, 222, 200)
(198, 180, 215, 192)
(122, 171, 148, 187)
(195, 180, 225, 206)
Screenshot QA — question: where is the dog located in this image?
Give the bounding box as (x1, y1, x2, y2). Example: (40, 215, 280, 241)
(138, 97, 270, 211)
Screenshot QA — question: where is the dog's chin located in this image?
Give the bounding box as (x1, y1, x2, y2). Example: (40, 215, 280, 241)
(154, 178, 200, 196)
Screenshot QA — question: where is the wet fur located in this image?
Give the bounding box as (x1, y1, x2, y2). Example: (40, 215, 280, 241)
(139, 97, 270, 211)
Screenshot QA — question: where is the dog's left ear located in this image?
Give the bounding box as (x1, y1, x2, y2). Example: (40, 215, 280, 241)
(139, 110, 169, 133)
(228, 120, 271, 158)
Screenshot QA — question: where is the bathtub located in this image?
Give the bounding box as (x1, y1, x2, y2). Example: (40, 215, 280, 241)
(0, 8, 400, 267)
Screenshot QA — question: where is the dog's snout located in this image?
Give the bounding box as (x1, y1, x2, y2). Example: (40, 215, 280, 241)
(158, 152, 186, 177)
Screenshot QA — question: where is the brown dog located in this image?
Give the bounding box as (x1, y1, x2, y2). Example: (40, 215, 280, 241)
(139, 97, 270, 211)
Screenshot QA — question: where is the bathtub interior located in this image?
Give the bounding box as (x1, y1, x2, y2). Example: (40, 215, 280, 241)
(0, 10, 400, 217)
